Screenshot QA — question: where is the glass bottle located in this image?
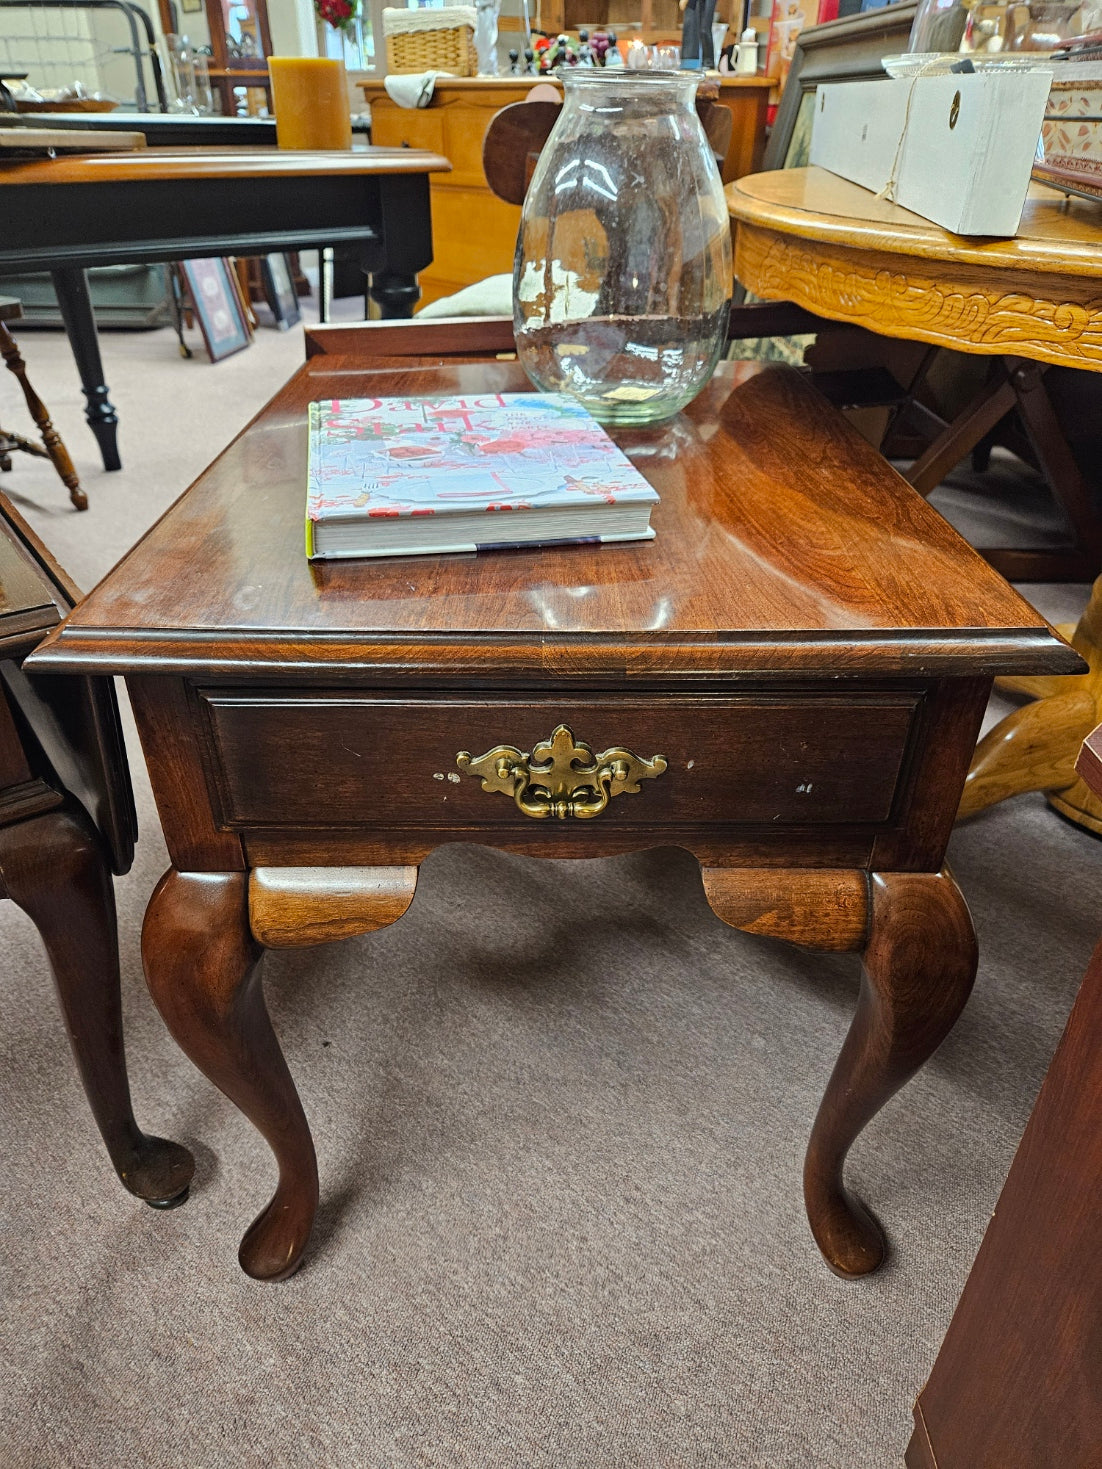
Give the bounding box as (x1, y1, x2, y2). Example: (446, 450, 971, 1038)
(513, 70, 732, 426)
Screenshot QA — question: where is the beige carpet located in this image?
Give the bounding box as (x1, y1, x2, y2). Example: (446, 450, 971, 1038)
(0, 317, 1098, 1469)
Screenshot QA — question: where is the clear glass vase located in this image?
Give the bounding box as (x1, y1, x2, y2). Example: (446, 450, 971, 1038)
(512, 70, 732, 426)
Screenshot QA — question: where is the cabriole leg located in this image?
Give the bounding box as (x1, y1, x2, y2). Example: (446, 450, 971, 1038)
(804, 869, 977, 1277)
(0, 803, 193, 1205)
(142, 869, 318, 1281)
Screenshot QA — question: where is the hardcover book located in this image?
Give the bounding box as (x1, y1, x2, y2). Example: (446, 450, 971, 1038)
(306, 392, 660, 560)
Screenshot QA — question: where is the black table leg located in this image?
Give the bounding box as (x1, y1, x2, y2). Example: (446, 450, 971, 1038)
(51, 268, 121, 472)
(367, 271, 420, 319)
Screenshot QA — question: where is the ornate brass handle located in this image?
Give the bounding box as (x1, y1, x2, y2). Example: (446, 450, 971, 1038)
(456, 723, 667, 821)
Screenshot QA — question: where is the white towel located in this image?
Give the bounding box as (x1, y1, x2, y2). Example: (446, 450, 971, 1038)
(383, 70, 451, 108)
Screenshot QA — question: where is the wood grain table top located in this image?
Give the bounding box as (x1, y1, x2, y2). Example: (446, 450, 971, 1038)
(30, 361, 1077, 685)
(0, 145, 452, 186)
(726, 166, 1102, 280)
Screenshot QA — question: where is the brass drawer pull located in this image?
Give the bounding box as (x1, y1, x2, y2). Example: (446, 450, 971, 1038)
(456, 723, 667, 821)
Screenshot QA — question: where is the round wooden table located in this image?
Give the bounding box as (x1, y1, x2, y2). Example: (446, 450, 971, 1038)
(726, 165, 1102, 833)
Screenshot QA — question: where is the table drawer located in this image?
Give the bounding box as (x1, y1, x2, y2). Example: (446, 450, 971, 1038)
(199, 691, 921, 831)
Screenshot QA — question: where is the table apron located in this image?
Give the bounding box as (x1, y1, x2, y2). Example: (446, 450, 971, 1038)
(124, 674, 991, 878)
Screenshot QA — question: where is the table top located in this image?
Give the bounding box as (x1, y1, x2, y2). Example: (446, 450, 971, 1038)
(31, 360, 1076, 686)
(726, 166, 1102, 281)
(0, 145, 451, 185)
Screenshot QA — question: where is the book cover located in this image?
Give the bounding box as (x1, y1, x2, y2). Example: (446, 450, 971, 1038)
(306, 392, 660, 560)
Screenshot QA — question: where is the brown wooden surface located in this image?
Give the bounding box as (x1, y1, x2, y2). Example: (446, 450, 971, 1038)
(0, 127, 147, 153)
(249, 865, 418, 948)
(701, 867, 869, 951)
(304, 318, 518, 361)
(29, 361, 1077, 684)
(28, 357, 1079, 1281)
(727, 166, 1102, 371)
(0, 146, 451, 185)
(201, 690, 918, 831)
(907, 727, 1102, 1467)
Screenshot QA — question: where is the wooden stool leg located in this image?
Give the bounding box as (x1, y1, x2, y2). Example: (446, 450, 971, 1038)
(958, 687, 1097, 820)
(0, 320, 87, 511)
(142, 869, 319, 1281)
(960, 574, 1102, 828)
(0, 802, 194, 1204)
(804, 869, 977, 1277)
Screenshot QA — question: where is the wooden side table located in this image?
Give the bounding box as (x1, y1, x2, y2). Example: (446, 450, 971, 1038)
(726, 166, 1102, 583)
(0, 492, 192, 1205)
(29, 358, 1080, 1281)
(908, 724, 1102, 1468)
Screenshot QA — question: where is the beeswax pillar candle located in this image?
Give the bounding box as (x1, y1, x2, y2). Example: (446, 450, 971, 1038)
(268, 57, 353, 150)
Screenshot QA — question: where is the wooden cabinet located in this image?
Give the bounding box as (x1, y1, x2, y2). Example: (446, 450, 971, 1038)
(539, 0, 688, 42)
(362, 75, 771, 308)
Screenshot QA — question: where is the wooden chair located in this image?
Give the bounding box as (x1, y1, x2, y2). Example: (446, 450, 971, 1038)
(0, 297, 86, 511)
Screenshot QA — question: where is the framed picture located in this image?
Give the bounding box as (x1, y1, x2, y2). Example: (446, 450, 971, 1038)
(764, 0, 919, 169)
(179, 257, 252, 363)
(259, 252, 302, 331)
(179, 0, 203, 11)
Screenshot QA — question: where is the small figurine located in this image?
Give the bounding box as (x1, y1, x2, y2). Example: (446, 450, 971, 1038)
(577, 27, 594, 65)
(523, 45, 535, 72)
(604, 30, 623, 65)
(509, 47, 520, 72)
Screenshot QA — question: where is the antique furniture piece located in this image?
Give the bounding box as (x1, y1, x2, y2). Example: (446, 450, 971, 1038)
(959, 572, 1102, 832)
(199, 0, 273, 115)
(0, 490, 192, 1205)
(0, 295, 85, 509)
(0, 145, 449, 470)
(29, 347, 1079, 1282)
(726, 165, 1102, 582)
(362, 75, 770, 308)
(908, 725, 1102, 1468)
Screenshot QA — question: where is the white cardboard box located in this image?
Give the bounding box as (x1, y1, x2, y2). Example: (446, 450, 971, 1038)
(809, 71, 1053, 236)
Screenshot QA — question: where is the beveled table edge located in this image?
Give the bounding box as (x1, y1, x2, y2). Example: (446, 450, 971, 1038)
(725, 168, 1102, 280)
(26, 624, 1085, 682)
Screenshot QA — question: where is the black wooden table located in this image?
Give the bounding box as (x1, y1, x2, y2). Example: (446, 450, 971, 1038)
(0, 146, 448, 470)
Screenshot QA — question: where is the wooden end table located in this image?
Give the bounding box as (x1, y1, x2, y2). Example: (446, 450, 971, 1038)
(726, 165, 1102, 583)
(0, 491, 193, 1205)
(28, 359, 1080, 1281)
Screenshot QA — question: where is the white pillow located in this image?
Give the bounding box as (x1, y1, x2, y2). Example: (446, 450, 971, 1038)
(416, 274, 513, 319)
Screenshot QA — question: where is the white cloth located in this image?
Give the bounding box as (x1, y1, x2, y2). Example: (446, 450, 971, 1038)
(383, 70, 450, 108)
(416, 274, 513, 318)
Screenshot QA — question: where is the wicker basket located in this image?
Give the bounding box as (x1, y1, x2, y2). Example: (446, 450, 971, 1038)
(382, 6, 477, 76)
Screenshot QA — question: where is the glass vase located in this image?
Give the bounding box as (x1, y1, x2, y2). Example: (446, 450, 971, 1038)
(513, 70, 732, 426)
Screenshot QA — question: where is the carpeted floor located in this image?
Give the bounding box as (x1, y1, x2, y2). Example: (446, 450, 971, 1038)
(0, 317, 1098, 1469)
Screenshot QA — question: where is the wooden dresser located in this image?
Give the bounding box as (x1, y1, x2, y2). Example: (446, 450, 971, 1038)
(363, 75, 771, 307)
